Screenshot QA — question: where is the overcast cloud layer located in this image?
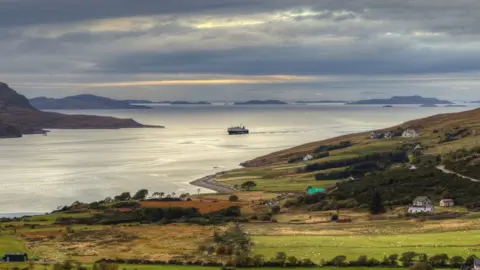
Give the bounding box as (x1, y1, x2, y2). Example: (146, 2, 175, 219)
(1, 0, 480, 101)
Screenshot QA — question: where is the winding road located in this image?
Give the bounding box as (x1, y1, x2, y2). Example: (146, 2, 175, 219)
(436, 165, 479, 182)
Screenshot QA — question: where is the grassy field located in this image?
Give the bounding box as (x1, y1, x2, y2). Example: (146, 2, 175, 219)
(0, 235, 26, 254)
(252, 230, 480, 262)
(0, 264, 412, 270)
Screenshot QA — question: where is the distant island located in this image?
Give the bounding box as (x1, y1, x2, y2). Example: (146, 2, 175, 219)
(234, 100, 288, 105)
(420, 104, 438, 107)
(0, 82, 161, 138)
(347, 95, 453, 105)
(382, 105, 394, 108)
(445, 105, 467, 107)
(30, 95, 152, 110)
(169, 101, 212, 105)
(295, 100, 346, 104)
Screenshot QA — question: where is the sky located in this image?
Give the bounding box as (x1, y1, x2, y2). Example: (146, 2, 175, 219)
(1, 0, 480, 101)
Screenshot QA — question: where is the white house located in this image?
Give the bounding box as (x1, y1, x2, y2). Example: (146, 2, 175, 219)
(402, 129, 420, 138)
(303, 154, 313, 161)
(408, 196, 434, 213)
(439, 199, 454, 207)
(409, 165, 417, 170)
(414, 144, 422, 150)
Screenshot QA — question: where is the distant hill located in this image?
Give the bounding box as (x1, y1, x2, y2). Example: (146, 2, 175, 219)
(348, 95, 453, 105)
(169, 101, 211, 105)
(234, 100, 288, 105)
(295, 100, 346, 104)
(0, 82, 160, 138)
(30, 95, 152, 110)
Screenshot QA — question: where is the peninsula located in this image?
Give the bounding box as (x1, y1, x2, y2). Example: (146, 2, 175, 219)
(0, 82, 162, 138)
(347, 95, 453, 105)
(30, 94, 152, 110)
(234, 100, 288, 105)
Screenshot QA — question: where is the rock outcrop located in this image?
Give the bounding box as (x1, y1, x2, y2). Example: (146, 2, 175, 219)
(0, 82, 162, 137)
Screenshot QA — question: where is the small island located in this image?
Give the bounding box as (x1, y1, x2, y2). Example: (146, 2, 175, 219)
(30, 95, 152, 110)
(169, 101, 212, 105)
(420, 104, 438, 107)
(234, 100, 288, 105)
(445, 105, 467, 108)
(295, 100, 347, 104)
(382, 105, 394, 108)
(347, 95, 453, 105)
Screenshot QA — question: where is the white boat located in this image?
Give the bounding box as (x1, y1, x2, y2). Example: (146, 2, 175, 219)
(228, 125, 249, 135)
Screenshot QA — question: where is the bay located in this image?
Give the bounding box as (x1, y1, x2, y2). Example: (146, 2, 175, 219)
(0, 104, 475, 214)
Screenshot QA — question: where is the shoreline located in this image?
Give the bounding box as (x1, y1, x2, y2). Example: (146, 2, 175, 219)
(190, 171, 237, 193)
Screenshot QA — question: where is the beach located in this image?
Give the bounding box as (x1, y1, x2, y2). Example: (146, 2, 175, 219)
(190, 172, 236, 193)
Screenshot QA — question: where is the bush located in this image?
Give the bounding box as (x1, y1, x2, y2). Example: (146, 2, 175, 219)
(409, 262, 434, 270)
(271, 205, 281, 214)
(229, 195, 239, 202)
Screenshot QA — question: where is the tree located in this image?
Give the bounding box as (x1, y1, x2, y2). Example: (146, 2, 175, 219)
(386, 253, 399, 266)
(429, 253, 449, 268)
(330, 255, 348, 267)
(114, 192, 131, 201)
(274, 252, 287, 265)
(400, 252, 418, 267)
(466, 255, 477, 266)
(369, 191, 385, 214)
(252, 255, 264, 267)
(286, 256, 298, 266)
(132, 189, 149, 200)
(241, 181, 257, 191)
(441, 190, 452, 199)
(271, 205, 281, 214)
(450, 256, 465, 268)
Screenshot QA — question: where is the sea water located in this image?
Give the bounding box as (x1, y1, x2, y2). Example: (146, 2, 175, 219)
(0, 104, 475, 214)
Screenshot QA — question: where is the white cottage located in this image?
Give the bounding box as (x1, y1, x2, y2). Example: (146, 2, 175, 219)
(407, 196, 434, 213)
(402, 129, 420, 138)
(474, 258, 480, 270)
(303, 154, 313, 161)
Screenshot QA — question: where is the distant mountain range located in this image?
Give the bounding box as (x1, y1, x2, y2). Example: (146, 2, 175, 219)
(295, 100, 347, 104)
(233, 100, 288, 105)
(348, 95, 453, 105)
(30, 95, 152, 110)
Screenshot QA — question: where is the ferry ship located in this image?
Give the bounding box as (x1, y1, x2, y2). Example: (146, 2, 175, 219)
(228, 125, 249, 135)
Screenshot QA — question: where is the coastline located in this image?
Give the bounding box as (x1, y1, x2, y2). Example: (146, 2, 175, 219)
(190, 171, 237, 193)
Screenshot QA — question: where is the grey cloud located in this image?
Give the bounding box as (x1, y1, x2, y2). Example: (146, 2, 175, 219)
(97, 41, 480, 76)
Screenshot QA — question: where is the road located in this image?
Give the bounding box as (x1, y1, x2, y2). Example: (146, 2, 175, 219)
(436, 165, 479, 182)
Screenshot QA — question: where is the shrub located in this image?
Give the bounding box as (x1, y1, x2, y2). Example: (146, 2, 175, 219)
(271, 205, 281, 214)
(409, 262, 434, 270)
(229, 195, 239, 202)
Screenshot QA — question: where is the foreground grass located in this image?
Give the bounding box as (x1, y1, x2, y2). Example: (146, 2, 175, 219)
(252, 230, 480, 262)
(0, 235, 26, 254)
(0, 264, 414, 270)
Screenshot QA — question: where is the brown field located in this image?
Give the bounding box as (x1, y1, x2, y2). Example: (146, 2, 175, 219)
(28, 224, 224, 262)
(139, 200, 245, 214)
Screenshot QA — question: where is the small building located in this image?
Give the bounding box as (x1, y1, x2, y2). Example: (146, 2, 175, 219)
(409, 165, 417, 170)
(413, 196, 432, 207)
(414, 144, 422, 150)
(474, 258, 480, 270)
(2, 253, 28, 262)
(306, 187, 325, 195)
(402, 129, 420, 138)
(384, 131, 394, 139)
(303, 154, 313, 161)
(439, 199, 454, 207)
(370, 131, 383, 139)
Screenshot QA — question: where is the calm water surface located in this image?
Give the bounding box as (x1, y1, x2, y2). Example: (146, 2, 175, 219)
(0, 104, 476, 215)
